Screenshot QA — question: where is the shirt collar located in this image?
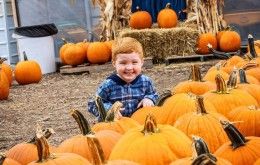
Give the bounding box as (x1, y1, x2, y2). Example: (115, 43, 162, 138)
(107, 73, 142, 85)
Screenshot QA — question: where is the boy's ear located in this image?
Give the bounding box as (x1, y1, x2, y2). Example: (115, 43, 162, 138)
(112, 60, 116, 67)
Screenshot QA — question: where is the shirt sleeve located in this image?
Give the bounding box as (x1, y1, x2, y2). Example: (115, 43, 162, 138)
(144, 78, 159, 104)
(96, 80, 113, 111)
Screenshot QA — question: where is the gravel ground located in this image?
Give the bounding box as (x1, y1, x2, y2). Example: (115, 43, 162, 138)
(0, 60, 218, 152)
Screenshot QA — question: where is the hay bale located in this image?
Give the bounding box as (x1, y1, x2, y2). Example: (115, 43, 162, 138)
(118, 26, 199, 61)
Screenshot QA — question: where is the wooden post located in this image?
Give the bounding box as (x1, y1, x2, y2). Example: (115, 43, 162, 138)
(10, 0, 19, 27)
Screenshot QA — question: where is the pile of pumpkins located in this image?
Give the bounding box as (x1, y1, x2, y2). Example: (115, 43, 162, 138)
(59, 39, 113, 66)
(0, 54, 42, 100)
(1, 36, 260, 165)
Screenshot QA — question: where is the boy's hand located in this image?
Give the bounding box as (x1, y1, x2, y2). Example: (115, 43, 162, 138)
(137, 98, 154, 108)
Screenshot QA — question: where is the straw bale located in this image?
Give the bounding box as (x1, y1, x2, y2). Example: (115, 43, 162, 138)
(118, 26, 199, 61)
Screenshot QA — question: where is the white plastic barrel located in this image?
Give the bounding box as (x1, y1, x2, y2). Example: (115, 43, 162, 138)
(12, 33, 57, 74)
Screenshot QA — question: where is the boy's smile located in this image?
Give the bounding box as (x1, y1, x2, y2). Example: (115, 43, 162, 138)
(113, 52, 143, 84)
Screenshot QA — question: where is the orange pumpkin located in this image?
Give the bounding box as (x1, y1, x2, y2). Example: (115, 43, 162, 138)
(14, 53, 42, 85)
(157, 3, 178, 28)
(28, 135, 91, 165)
(214, 121, 260, 165)
(174, 96, 229, 152)
(170, 136, 231, 165)
(129, 6, 152, 29)
(56, 110, 121, 160)
(0, 153, 21, 165)
(158, 93, 216, 125)
(87, 42, 111, 64)
(203, 74, 258, 116)
(228, 105, 260, 137)
(219, 31, 241, 52)
(6, 128, 54, 165)
(196, 33, 217, 54)
(0, 58, 13, 86)
(131, 106, 162, 124)
(172, 65, 216, 95)
(109, 115, 192, 164)
(59, 38, 73, 64)
(0, 66, 9, 100)
(63, 43, 86, 66)
(92, 97, 140, 134)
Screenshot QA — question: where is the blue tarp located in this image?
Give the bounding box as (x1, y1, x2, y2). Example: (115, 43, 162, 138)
(131, 0, 187, 22)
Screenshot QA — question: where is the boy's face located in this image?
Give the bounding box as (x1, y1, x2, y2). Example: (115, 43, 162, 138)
(113, 52, 144, 84)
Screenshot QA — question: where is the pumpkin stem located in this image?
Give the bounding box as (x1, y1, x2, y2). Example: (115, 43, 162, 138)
(191, 136, 217, 162)
(105, 101, 123, 121)
(214, 74, 229, 94)
(28, 128, 54, 143)
(189, 65, 203, 82)
(71, 110, 93, 135)
(196, 96, 207, 114)
(165, 3, 171, 8)
(227, 69, 238, 89)
(86, 135, 106, 165)
(22, 51, 28, 61)
(95, 96, 107, 122)
(220, 120, 247, 149)
(248, 34, 257, 58)
(0, 153, 7, 165)
(155, 90, 172, 106)
(191, 154, 217, 165)
(61, 38, 68, 44)
(242, 62, 258, 71)
(0, 57, 7, 64)
(35, 129, 51, 162)
(135, 6, 140, 11)
(238, 69, 249, 84)
(142, 114, 159, 134)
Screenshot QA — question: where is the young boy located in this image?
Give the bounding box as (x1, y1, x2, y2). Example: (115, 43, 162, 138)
(88, 37, 158, 118)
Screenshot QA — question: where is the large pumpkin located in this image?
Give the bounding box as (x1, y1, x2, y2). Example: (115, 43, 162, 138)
(63, 43, 86, 66)
(129, 6, 152, 29)
(214, 121, 260, 165)
(14, 53, 42, 85)
(203, 74, 258, 116)
(219, 31, 241, 52)
(87, 42, 111, 64)
(172, 65, 215, 95)
(109, 115, 192, 165)
(157, 3, 178, 28)
(227, 105, 260, 137)
(0, 57, 13, 86)
(56, 110, 121, 161)
(196, 33, 217, 54)
(174, 96, 229, 152)
(0, 66, 9, 100)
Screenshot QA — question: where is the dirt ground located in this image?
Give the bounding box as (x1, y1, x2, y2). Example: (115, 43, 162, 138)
(0, 61, 218, 152)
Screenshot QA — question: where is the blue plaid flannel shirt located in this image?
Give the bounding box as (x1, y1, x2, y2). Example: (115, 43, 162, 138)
(88, 73, 159, 117)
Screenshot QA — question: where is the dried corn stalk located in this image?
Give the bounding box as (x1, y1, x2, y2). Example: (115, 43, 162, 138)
(91, 0, 132, 41)
(186, 0, 227, 34)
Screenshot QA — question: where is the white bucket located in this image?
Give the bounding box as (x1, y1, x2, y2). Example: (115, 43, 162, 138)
(12, 33, 57, 74)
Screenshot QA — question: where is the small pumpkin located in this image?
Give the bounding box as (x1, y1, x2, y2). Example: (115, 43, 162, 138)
(0, 66, 9, 100)
(157, 3, 178, 28)
(214, 121, 260, 165)
(219, 31, 241, 52)
(129, 6, 152, 29)
(28, 133, 91, 165)
(172, 65, 216, 95)
(59, 38, 73, 64)
(0, 57, 13, 86)
(87, 42, 111, 64)
(196, 33, 217, 54)
(14, 52, 42, 85)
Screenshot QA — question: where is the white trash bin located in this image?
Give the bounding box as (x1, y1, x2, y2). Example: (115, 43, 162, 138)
(12, 24, 58, 74)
